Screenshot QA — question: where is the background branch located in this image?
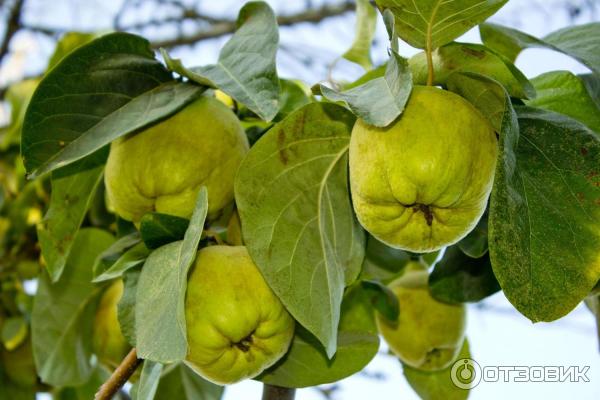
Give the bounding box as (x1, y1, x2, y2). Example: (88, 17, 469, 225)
(0, 0, 25, 64)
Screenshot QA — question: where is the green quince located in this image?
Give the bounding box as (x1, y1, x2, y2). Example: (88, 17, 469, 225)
(185, 245, 294, 385)
(376, 270, 466, 371)
(105, 95, 249, 223)
(92, 280, 130, 369)
(349, 86, 497, 252)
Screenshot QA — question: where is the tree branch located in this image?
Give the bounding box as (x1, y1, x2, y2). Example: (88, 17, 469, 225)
(262, 384, 296, 400)
(0, 0, 25, 64)
(150, 1, 355, 49)
(95, 348, 142, 400)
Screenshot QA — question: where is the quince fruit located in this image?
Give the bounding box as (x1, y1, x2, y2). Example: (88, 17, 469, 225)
(185, 245, 294, 384)
(105, 95, 249, 223)
(376, 270, 466, 371)
(349, 86, 497, 252)
(92, 280, 130, 369)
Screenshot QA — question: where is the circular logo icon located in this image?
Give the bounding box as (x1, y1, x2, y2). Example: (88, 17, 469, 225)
(451, 358, 481, 389)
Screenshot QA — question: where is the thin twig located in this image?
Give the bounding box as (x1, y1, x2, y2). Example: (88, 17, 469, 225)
(0, 0, 25, 64)
(95, 348, 142, 400)
(262, 384, 296, 400)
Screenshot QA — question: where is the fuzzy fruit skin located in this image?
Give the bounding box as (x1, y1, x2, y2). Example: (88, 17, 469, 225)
(105, 95, 249, 223)
(185, 246, 294, 385)
(376, 270, 466, 371)
(92, 280, 130, 369)
(349, 86, 497, 252)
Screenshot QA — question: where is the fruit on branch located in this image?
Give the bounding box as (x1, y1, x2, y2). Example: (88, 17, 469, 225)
(1, 336, 37, 387)
(104, 95, 249, 223)
(349, 86, 497, 252)
(92, 280, 130, 369)
(376, 270, 466, 371)
(185, 245, 294, 385)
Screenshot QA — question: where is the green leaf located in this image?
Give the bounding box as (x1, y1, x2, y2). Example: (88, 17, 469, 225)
(403, 338, 471, 400)
(139, 213, 190, 249)
(133, 361, 163, 400)
(526, 71, 600, 135)
(259, 285, 379, 387)
(360, 235, 411, 283)
(276, 79, 311, 121)
(154, 364, 223, 400)
(47, 32, 99, 71)
(37, 149, 108, 282)
(118, 265, 142, 346)
(409, 42, 534, 99)
(580, 74, 600, 109)
(31, 228, 115, 386)
(376, 0, 507, 49)
(93, 232, 142, 278)
(93, 242, 149, 283)
(0, 79, 39, 150)
(361, 280, 400, 321)
(1, 316, 27, 351)
(320, 50, 412, 127)
(54, 365, 110, 400)
(489, 106, 600, 322)
(235, 103, 365, 357)
(429, 246, 499, 304)
(342, 0, 377, 70)
(21, 32, 203, 178)
(457, 210, 488, 258)
(163, 2, 280, 121)
(480, 22, 600, 74)
(136, 188, 208, 362)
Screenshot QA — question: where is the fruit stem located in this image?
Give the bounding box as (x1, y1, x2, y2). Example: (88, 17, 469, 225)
(95, 348, 142, 400)
(262, 384, 296, 400)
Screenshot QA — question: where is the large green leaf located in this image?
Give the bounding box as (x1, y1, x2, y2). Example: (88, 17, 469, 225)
(320, 50, 412, 127)
(429, 246, 500, 304)
(163, 2, 280, 121)
(259, 285, 379, 387)
(139, 213, 189, 250)
(37, 148, 108, 282)
(489, 106, 600, 322)
(136, 188, 208, 362)
(360, 235, 411, 283)
(31, 228, 115, 386)
(480, 22, 600, 74)
(342, 0, 377, 70)
(376, 0, 507, 49)
(235, 103, 365, 357)
(410, 42, 534, 99)
(526, 71, 600, 135)
(154, 364, 223, 400)
(403, 339, 471, 400)
(21, 32, 203, 178)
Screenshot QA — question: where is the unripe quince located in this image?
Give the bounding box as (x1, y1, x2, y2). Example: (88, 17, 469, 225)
(1, 336, 37, 387)
(105, 96, 249, 223)
(349, 86, 497, 252)
(185, 246, 294, 385)
(92, 280, 130, 369)
(376, 270, 466, 371)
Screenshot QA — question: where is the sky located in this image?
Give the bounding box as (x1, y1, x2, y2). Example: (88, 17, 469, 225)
(1, 1, 598, 399)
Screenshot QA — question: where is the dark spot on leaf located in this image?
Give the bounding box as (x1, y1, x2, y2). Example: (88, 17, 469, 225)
(462, 47, 486, 59)
(277, 129, 288, 165)
(577, 192, 585, 201)
(581, 147, 589, 156)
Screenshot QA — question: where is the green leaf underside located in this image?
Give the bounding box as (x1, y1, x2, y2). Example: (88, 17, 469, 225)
(136, 188, 208, 362)
(154, 364, 223, 400)
(37, 148, 108, 282)
(259, 285, 379, 387)
(164, 2, 280, 121)
(320, 50, 412, 127)
(235, 103, 365, 357)
(133, 361, 163, 400)
(360, 235, 411, 283)
(430, 246, 500, 303)
(93, 242, 149, 283)
(32, 229, 115, 386)
(21, 32, 203, 178)
(342, 0, 377, 70)
(376, 0, 508, 49)
(526, 71, 600, 135)
(403, 338, 471, 400)
(361, 280, 400, 321)
(140, 212, 190, 249)
(118, 265, 142, 346)
(480, 22, 600, 74)
(490, 104, 600, 322)
(93, 232, 142, 278)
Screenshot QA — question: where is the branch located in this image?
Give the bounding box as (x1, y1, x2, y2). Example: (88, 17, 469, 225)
(150, 1, 355, 49)
(0, 0, 25, 64)
(262, 384, 296, 400)
(95, 348, 142, 400)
